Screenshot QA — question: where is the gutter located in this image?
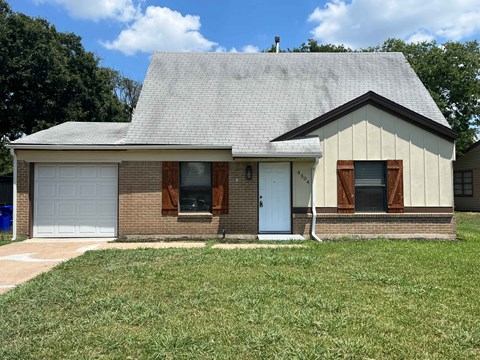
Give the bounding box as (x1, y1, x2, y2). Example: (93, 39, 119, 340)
(6, 144, 232, 151)
(311, 157, 322, 242)
(10, 149, 17, 241)
(233, 153, 322, 158)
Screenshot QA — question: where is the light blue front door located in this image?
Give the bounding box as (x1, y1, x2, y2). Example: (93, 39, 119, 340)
(258, 162, 291, 233)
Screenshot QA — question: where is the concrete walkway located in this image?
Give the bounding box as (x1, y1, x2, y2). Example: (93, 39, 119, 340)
(0, 240, 303, 294)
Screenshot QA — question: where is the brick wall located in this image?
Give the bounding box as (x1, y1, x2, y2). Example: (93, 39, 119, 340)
(293, 213, 456, 240)
(15, 159, 456, 240)
(16, 161, 30, 237)
(118, 161, 258, 237)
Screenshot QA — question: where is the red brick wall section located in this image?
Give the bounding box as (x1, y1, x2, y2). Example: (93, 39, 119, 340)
(118, 161, 258, 237)
(16, 161, 30, 237)
(293, 213, 456, 240)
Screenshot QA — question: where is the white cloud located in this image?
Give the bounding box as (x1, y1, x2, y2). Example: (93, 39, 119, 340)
(241, 45, 260, 53)
(102, 6, 217, 55)
(214, 45, 259, 53)
(406, 30, 435, 44)
(308, 0, 480, 48)
(33, 0, 139, 22)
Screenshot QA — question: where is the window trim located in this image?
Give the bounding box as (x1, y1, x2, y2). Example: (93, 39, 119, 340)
(354, 161, 387, 213)
(454, 170, 473, 197)
(179, 162, 213, 213)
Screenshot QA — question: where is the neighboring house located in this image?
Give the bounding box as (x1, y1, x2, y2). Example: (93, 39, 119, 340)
(8, 53, 457, 240)
(0, 174, 13, 204)
(454, 140, 480, 211)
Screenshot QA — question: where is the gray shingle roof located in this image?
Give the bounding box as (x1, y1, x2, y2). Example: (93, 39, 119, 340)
(12, 122, 129, 145)
(232, 137, 322, 157)
(125, 52, 449, 155)
(12, 52, 450, 157)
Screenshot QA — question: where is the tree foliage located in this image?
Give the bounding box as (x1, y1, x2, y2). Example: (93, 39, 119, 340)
(267, 38, 480, 154)
(114, 74, 143, 118)
(0, 0, 139, 174)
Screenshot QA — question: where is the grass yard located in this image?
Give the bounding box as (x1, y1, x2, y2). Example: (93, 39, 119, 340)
(0, 231, 12, 245)
(1, 214, 480, 359)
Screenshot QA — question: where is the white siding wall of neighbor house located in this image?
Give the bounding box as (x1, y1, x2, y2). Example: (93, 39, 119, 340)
(294, 104, 455, 208)
(454, 145, 480, 211)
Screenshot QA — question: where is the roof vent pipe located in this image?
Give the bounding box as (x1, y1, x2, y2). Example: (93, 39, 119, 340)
(275, 36, 280, 53)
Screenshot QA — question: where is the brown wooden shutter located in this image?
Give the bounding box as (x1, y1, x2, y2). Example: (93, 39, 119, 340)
(387, 160, 404, 213)
(212, 162, 229, 215)
(337, 160, 355, 213)
(162, 161, 179, 215)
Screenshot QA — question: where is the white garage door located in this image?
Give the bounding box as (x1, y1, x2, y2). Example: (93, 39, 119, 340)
(34, 164, 118, 238)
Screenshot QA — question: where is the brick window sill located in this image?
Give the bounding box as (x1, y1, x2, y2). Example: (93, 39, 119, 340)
(178, 212, 213, 219)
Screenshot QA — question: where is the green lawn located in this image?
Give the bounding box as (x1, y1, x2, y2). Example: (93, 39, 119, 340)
(1, 214, 480, 359)
(0, 231, 12, 245)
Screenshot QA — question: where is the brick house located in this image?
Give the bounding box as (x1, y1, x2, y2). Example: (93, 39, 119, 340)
(8, 52, 457, 240)
(454, 140, 480, 211)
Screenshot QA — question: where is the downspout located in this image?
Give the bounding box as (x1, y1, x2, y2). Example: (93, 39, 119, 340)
(311, 157, 322, 242)
(10, 149, 17, 241)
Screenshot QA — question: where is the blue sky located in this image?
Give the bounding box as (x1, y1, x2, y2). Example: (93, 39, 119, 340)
(9, 0, 480, 82)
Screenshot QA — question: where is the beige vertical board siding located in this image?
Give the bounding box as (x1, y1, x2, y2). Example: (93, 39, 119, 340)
(425, 132, 440, 206)
(308, 104, 454, 208)
(366, 106, 382, 159)
(292, 161, 314, 207)
(315, 127, 326, 207)
(324, 123, 339, 206)
(338, 114, 353, 160)
(409, 127, 426, 206)
(352, 107, 367, 159)
(395, 118, 412, 205)
(381, 112, 396, 159)
(439, 138, 455, 206)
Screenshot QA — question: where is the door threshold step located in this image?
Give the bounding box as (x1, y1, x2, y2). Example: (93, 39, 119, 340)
(257, 234, 306, 241)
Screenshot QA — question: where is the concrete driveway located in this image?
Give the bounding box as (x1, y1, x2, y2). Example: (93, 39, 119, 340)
(0, 240, 107, 294)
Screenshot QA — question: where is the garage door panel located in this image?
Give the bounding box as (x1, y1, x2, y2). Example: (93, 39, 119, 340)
(37, 165, 56, 179)
(35, 220, 55, 235)
(57, 222, 76, 235)
(58, 184, 76, 197)
(57, 203, 76, 216)
(58, 166, 76, 178)
(37, 184, 55, 198)
(78, 203, 96, 216)
(100, 166, 117, 178)
(78, 223, 97, 235)
(34, 164, 118, 238)
(98, 203, 116, 216)
(79, 166, 98, 178)
(79, 184, 97, 197)
(36, 202, 55, 217)
(98, 184, 116, 197)
(99, 222, 116, 234)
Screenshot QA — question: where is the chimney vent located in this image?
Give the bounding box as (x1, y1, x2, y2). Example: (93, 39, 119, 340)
(275, 36, 280, 53)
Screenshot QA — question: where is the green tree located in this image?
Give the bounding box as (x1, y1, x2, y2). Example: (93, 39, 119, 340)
(0, 0, 133, 174)
(264, 39, 352, 53)
(114, 73, 143, 119)
(293, 39, 352, 53)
